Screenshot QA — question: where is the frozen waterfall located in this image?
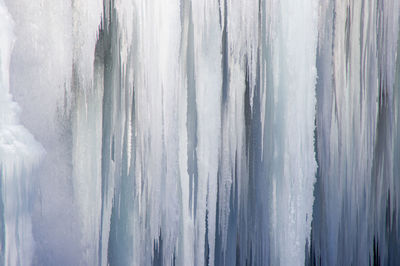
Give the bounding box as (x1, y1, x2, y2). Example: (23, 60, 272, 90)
(0, 0, 399, 265)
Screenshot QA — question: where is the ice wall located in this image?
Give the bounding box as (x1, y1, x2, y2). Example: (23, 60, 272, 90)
(0, 1, 44, 265)
(310, 0, 400, 265)
(266, 0, 318, 264)
(2, 0, 103, 264)
(1, 0, 399, 265)
(102, 0, 318, 265)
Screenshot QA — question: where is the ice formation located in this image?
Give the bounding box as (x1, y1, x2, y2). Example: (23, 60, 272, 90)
(0, 0, 399, 265)
(0, 1, 44, 265)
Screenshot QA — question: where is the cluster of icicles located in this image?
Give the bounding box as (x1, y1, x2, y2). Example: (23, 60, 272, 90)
(0, 0, 399, 265)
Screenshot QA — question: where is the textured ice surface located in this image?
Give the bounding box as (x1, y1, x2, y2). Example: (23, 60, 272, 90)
(0, 1, 44, 265)
(309, 1, 400, 265)
(0, 0, 399, 265)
